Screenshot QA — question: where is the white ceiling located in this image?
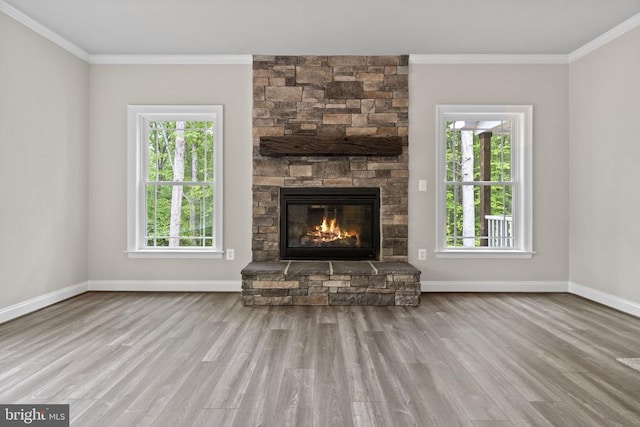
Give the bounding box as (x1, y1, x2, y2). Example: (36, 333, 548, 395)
(3, 0, 640, 56)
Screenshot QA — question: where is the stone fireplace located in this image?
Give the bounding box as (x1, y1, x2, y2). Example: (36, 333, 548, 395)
(242, 55, 420, 306)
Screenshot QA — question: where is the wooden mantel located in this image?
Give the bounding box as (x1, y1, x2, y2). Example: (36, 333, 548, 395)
(259, 135, 405, 157)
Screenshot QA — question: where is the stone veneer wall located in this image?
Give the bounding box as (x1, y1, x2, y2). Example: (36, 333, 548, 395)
(252, 55, 409, 262)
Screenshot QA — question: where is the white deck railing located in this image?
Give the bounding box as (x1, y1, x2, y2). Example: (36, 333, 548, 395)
(486, 215, 513, 248)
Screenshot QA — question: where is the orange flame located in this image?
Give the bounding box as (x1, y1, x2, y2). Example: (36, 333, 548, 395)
(308, 216, 360, 246)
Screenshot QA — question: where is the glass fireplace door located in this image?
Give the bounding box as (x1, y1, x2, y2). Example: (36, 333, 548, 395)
(280, 188, 380, 260)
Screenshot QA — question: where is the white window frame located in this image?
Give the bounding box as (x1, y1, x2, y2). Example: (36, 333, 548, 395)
(435, 105, 534, 259)
(126, 105, 224, 259)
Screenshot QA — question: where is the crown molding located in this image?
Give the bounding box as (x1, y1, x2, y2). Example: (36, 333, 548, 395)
(568, 12, 640, 62)
(3, 0, 639, 66)
(0, 0, 90, 61)
(89, 54, 253, 65)
(409, 54, 569, 65)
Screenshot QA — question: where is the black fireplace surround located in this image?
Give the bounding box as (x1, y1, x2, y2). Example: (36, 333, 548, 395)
(280, 187, 380, 260)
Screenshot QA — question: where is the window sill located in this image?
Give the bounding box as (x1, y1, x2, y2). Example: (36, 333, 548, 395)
(434, 250, 535, 259)
(125, 250, 225, 259)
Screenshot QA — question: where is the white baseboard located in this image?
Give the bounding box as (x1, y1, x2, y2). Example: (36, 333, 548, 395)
(0, 281, 88, 324)
(0, 280, 241, 324)
(423, 280, 640, 318)
(568, 281, 640, 318)
(422, 280, 568, 293)
(3, 279, 638, 324)
(87, 280, 242, 292)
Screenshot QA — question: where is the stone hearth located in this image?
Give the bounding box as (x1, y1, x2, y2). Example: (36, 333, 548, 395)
(242, 261, 420, 306)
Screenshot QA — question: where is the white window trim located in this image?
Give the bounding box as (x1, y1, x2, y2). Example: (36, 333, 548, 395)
(434, 105, 534, 259)
(126, 105, 224, 259)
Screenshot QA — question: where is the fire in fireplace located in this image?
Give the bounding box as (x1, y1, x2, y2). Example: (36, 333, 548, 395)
(306, 215, 360, 246)
(280, 188, 380, 260)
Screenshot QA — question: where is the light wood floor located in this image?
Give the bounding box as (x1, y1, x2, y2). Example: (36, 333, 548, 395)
(1, 292, 640, 426)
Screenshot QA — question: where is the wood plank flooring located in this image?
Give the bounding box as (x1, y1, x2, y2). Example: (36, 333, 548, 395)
(1, 292, 640, 426)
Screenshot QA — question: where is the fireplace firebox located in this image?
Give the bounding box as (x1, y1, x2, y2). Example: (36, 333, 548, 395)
(280, 188, 380, 260)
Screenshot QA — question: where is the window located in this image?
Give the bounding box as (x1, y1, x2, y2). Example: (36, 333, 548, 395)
(127, 105, 223, 258)
(435, 105, 533, 258)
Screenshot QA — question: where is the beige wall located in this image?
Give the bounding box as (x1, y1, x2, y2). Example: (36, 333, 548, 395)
(569, 27, 640, 303)
(0, 13, 89, 309)
(90, 63, 570, 285)
(408, 64, 570, 282)
(88, 65, 252, 282)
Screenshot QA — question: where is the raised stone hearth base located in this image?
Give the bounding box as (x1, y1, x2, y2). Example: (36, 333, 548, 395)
(241, 261, 421, 306)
